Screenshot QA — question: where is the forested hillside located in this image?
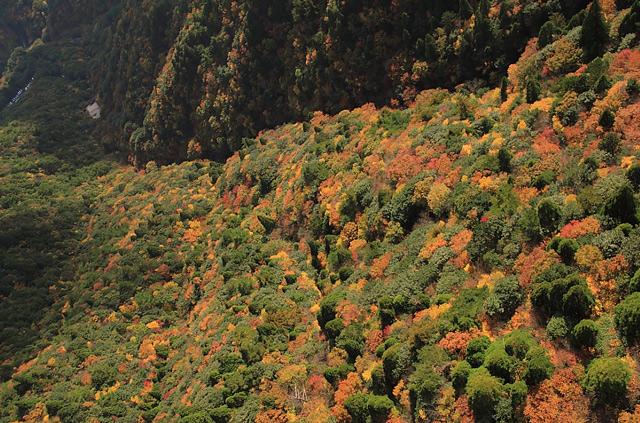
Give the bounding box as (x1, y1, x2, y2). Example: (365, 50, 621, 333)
(5, 0, 630, 165)
(2, 0, 640, 422)
(91, 0, 597, 164)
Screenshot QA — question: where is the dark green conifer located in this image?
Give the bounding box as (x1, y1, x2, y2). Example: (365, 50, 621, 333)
(526, 78, 541, 103)
(615, 0, 634, 10)
(620, 0, 640, 37)
(538, 21, 557, 48)
(602, 184, 639, 224)
(459, 0, 474, 20)
(599, 132, 621, 156)
(580, 0, 609, 61)
(424, 35, 438, 62)
(599, 109, 615, 129)
(479, 0, 491, 17)
(595, 74, 612, 94)
(403, 29, 411, 48)
(627, 78, 640, 95)
(415, 38, 425, 58)
(500, 76, 508, 102)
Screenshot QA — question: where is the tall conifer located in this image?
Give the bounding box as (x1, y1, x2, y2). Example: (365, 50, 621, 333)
(580, 0, 609, 60)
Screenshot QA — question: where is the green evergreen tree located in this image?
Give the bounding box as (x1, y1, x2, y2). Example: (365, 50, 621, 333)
(599, 109, 616, 129)
(602, 184, 639, 224)
(580, 0, 610, 61)
(537, 199, 562, 236)
(403, 28, 411, 48)
(599, 132, 621, 156)
(583, 357, 631, 406)
(626, 163, 640, 188)
(572, 319, 599, 347)
(466, 369, 504, 416)
(344, 394, 371, 423)
(627, 78, 640, 96)
(424, 34, 438, 62)
(620, 0, 640, 37)
(500, 76, 508, 102)
(523, 346, 554, 385)
(562, 284, 596, 318)
(616, 0, 634, 10)
(415, 38, 425, 58)
(497, 147, 513, 172)
(615, 292, 640, 341)
(367, 395, 394, 420)
(538, 21, 557, 48)
(459, 0, 474, 20)
(526, 78, 541, 103)
(595, 74, 612, 94)
(557, 238, 579, 264)
(479, 0, 491, 17)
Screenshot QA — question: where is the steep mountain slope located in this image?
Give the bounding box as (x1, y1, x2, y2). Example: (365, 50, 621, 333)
(3, 1, 640, 423)
(2, 24, 640, 421)
(4, 0, 637, 166)
(93, 0, 586, 164)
